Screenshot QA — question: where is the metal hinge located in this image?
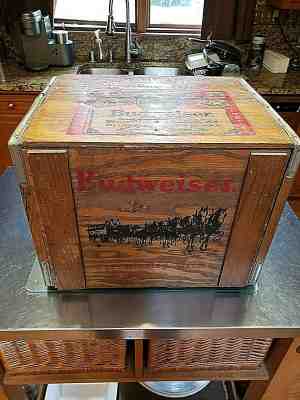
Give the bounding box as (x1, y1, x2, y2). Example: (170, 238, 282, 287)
(287, 147, 300, 179)
(40, 261, 57, 289)
(248, 263, 263, 286)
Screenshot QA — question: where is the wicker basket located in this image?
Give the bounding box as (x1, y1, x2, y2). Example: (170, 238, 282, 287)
(0, 339, 127, 375)
(148, 337, 272, 372)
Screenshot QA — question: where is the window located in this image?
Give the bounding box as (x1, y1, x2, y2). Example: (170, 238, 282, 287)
(150, 0, 204, 28)
(55, 0, 135, 24)
(54, 0, 203, 32)
(53, 0, 256, 40)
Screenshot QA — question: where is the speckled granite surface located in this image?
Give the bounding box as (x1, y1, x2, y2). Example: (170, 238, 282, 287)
(0, 62, 300, 96)
(0, 62, 76, 92)
(246, 69, 300, 96)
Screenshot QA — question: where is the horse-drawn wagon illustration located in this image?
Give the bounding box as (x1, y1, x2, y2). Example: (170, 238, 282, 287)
(88, 207, 227, 253)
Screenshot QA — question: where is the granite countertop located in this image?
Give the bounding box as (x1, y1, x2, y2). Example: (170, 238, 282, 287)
(0, 62, 76, 92)
(0, 61, 300, 96)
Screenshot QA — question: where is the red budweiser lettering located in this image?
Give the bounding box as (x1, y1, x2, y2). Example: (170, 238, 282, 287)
(75, 170, 236, 193)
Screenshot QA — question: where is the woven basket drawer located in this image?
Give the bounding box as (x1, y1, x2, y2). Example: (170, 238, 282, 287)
(148, 338, 272, 372)
(0, 339, 127, 375)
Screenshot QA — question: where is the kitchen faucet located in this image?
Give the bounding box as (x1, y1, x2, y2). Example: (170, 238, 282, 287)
(106, 0, 141, 64)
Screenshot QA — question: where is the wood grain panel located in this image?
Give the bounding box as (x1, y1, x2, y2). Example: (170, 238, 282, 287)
(20, 184, 50, 265)
(134, 340, 144, 379)
(23, 150, 85, 290)
(260, 338, 300, 400)
(255, 174, 293, 271)
(219, 152, 289, 287)
(22, 76, 292, 147)
(70, 148, 249, 288)
(0, 93, 36, 176)
(0, 123, 17, 176)
(244, 339, 293, 400)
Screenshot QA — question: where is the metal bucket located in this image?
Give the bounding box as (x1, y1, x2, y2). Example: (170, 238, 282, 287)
(140, 381, 210, 398)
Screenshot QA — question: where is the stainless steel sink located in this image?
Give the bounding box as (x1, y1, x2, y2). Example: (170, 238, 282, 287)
(134, 67, 185, 76)
(77, 65, 132, 75)
(77, 65, 188, 76)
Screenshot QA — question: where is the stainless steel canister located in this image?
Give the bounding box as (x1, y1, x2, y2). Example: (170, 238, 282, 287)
(21, 10, 42, 36)
(52, 30, 69, 45)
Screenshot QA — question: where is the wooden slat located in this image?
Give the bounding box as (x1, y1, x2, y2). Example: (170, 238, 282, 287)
(244, 338, 293, 400)
(0, 363, 28, 400)
(23, 150, 85, 290)
(260, 337, 300, 400)
(134, 340, 144, 378)
(142, 364, 269, 381)
(4, 370, 135, 385)
(3, 365, 268, 385)
(254, 175, 294, 270)
(220, 152, 290, 287)
(20, 184, 50, 266)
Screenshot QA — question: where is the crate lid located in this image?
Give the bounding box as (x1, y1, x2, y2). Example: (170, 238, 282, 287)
(21, 75, 295, 148)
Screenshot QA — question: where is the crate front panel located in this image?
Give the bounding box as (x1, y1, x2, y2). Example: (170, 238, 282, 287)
(69, 148, 249, 288)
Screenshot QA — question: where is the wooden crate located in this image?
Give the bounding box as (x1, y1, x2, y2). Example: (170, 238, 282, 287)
(9, 75, 300, 290)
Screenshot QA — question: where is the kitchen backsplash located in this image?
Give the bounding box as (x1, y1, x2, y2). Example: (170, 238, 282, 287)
(68, 31, 200, 63)
(0, 0, 300, 63)
(253, 0, 300, 58)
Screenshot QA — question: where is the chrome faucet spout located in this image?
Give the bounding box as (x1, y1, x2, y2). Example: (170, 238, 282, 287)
(106, 0, 140, 64)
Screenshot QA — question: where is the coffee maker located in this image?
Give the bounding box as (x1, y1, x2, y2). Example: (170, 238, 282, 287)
(19, 10, 74, 71)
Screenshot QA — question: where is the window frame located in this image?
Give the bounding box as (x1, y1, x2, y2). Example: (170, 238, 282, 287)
(53, 0, 203, 35)
(51, 0, 256, 41)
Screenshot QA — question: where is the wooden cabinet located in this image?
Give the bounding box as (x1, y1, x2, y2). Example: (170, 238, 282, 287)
(0, 93, 36, 176)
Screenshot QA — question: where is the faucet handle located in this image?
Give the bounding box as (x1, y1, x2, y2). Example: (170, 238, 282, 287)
(94, 29, 101, 40)
(106, 15, 116, 35)
(130, 39, 143, 58)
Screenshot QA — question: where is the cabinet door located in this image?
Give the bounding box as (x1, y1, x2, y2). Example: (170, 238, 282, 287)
(0, 94, 36, 176)
(0, 123, 15, 176)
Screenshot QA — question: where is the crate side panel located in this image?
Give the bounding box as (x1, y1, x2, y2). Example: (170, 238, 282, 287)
(220, 152, 290, 287)
(24, 150, 86, 290)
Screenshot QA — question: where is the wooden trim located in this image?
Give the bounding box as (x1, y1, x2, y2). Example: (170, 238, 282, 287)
(201, 0, 236, 40)
(23, 150, 86, 290)
(142, 364, 269, 381)
(136, 0, 149, 33)
(220, 152, 290, 287)
(254, 175, 294, 273)
(244, 338, 294, 400)
(19, 184, 51, 268)
(260, 337, 300, 400)
(134, 340, 144, 378)
(3, 365, 269, 385)
(0, 362, 28, 400)
(4, 370, 136, 385)
(235, 0, 256, 41)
